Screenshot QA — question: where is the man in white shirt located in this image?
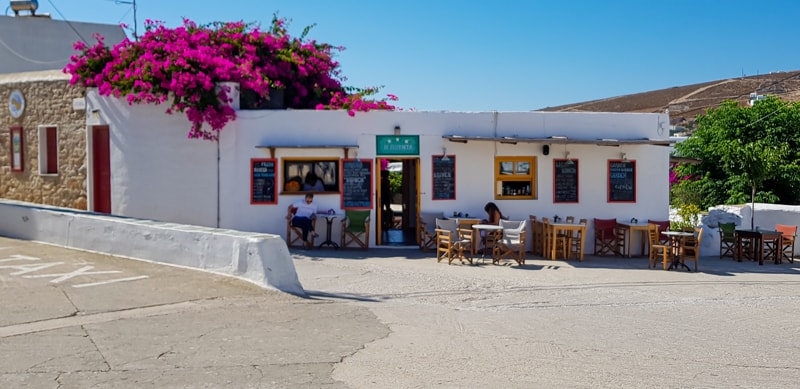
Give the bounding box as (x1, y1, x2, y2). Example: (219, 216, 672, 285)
(287, 193, 318, 248)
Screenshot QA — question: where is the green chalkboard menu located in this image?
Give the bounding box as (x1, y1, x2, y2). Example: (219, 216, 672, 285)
(554, 159, 579, 203)
(608, 160, 636, 202)
(432, 155, 456, 200)
(341, 159, 373, 209)
(251, 158, 276, 204)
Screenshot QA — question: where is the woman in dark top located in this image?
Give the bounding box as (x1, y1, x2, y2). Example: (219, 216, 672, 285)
(483, 202, 505, 225)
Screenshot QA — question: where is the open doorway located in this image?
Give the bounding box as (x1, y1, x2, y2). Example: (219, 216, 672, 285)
(377, 158, 419, 246)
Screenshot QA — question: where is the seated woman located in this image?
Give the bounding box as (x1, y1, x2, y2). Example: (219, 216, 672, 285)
(482, 202, 505, 225)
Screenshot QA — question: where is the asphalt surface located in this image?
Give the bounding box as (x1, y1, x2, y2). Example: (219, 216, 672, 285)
(2, 236, 799, 388)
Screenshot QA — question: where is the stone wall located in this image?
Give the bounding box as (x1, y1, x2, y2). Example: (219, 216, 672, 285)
(0, 71, 87, 209)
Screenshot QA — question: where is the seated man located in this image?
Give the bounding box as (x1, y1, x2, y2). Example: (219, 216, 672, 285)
(287, 193, 318, 248)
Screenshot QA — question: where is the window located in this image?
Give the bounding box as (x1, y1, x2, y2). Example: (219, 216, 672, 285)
(494, 156, 536, 199)
(282, 158, 339, 193)
(38, 126, 58, 174)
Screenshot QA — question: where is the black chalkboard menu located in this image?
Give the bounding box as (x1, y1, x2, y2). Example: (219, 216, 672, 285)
(554, 159, 579, 203)
(608, 160, 636, 202)
(251, 158, 276, 204)
(432, 155, 456, 200)
(341, 159, 373, 209)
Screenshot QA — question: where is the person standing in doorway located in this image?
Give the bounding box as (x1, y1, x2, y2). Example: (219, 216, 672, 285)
(287, 193, 318, 248)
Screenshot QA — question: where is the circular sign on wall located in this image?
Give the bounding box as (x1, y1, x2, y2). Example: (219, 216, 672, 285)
(9, 90, 25, 118)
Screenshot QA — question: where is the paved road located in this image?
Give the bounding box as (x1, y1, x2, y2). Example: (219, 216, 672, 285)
(2, 236, 799, 388)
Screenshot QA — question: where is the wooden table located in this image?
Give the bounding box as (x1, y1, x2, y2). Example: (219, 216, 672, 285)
(661, 231, 694, 271)
(616, 221, 651, 258)
(548, 222, 587, 261)
(735, 229, 782, 265)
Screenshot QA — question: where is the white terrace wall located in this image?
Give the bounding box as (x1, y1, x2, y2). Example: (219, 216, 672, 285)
(698, 203, 800, 258)
(88, 90, 672, 249)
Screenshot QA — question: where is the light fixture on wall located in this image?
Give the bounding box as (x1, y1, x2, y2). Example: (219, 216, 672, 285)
(563, 144, 574, 165)
(441, 147, 450, 161)
(394, 125, 401, 136)
(620, 152, 628, 161)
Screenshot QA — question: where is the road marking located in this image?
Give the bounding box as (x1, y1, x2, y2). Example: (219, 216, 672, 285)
(73, 275, 150, 288)
(1, 262, 64, 276)
(0, 254, 40, 262)
(23, 265, 122, 283)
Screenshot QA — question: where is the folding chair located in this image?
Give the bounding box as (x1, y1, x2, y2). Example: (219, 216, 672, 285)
(435, 218, 473, 265)
(494, 220, 527, 265)
(718, 222, 736, 259)
(340, 210, 370, 249)
(418, 212, 443, 251)
(775, 224, 797, 263)
(594, 218, 622, 256)
(286, 212, 316, 248)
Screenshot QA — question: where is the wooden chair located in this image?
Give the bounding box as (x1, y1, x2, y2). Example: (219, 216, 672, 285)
(435, 218, 473, 265)
(567, 218, 588, 261)
(286, 212, 316, 248)
(417, 212, 443, 251)
(340, 210, 370, 249)
(647, 223, 670, 270)
(494, 220, 527, 265)
(775, 224, 797, 263)
(594, 218, 622, 256)
(679, 227, 704, 272)
(648, 219, 671, 246)
(528, 215, 543, 256)
(718, 222, 736, 259)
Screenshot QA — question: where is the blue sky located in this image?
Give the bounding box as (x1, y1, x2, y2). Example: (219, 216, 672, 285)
(23, 0, 800, 111)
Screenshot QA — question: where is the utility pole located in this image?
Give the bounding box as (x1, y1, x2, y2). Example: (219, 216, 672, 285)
(113, 0, 138, 40)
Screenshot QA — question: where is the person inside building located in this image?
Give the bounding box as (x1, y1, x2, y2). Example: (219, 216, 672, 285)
(303, 171, 325, 192)
(287, 193, 318, 247)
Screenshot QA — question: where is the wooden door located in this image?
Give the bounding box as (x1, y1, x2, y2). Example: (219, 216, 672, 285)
(91, 125, 111, 213)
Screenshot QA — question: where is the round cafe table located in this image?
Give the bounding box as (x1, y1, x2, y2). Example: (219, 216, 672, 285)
(472, 224, 503, 261)
(661, 230, 694, 271)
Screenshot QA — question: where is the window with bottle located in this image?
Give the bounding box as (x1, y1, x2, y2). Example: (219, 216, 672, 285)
(494, 156, 536, 199)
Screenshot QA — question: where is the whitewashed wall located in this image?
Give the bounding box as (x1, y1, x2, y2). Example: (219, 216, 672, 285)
(92, 93, 671, 249)
(87, 91, 219, 227)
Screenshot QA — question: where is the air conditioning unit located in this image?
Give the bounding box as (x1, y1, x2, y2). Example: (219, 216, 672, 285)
(10, 0, 38, 15)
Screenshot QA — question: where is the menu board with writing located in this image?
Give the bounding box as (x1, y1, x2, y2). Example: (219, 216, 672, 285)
(341, 159, 373, 209)
(554, 159, 579, 203)
(251, 158, 276, 204)
(608, 160, 636, 202)
(432, 155, 456, 200)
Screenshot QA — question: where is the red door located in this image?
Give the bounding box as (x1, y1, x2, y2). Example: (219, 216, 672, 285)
(91, 126, 111, 213)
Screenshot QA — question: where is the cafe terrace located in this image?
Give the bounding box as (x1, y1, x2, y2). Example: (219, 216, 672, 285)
(84, 89, 672, 251)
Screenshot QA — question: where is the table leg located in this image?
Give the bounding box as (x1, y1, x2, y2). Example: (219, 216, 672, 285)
(318, 217, 340, 249)
(626, 228, 632, 258)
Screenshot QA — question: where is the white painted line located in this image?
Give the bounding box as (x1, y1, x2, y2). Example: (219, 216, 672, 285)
(1, 262, 64, 276)
(0, 254, 40, 263)
(23, 265, 122, 283)
(72, 275, 150, 288)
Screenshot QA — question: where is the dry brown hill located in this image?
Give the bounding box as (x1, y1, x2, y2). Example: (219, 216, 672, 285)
(538, 70, 800, 128)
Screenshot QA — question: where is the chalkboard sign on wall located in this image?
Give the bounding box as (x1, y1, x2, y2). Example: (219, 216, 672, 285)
(608, 160, 636, 202)
(432, 155, 456, 200)
(251, 158, 277, 204)
(553, 159, 579, 203)
(341, 159, 373, 209)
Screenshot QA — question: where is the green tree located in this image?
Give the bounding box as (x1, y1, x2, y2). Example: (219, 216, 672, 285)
(673, 97, 800, 212)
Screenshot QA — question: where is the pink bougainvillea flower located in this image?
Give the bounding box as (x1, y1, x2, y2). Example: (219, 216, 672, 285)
(64, 16, 398, 141)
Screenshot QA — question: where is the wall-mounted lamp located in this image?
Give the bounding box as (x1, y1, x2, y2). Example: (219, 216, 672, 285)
(441, 147, 450, 161)
(394, 125, 401, 136)
(620, 153, 628, 161)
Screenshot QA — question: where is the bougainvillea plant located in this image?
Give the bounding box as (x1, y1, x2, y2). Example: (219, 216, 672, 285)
(64, 16, 397, 140)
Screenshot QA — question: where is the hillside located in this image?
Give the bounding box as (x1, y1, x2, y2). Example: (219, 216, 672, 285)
(538, 70, 800, 130)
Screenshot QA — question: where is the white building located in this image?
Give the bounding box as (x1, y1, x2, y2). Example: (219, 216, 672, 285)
(85, 89, 673, 250)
